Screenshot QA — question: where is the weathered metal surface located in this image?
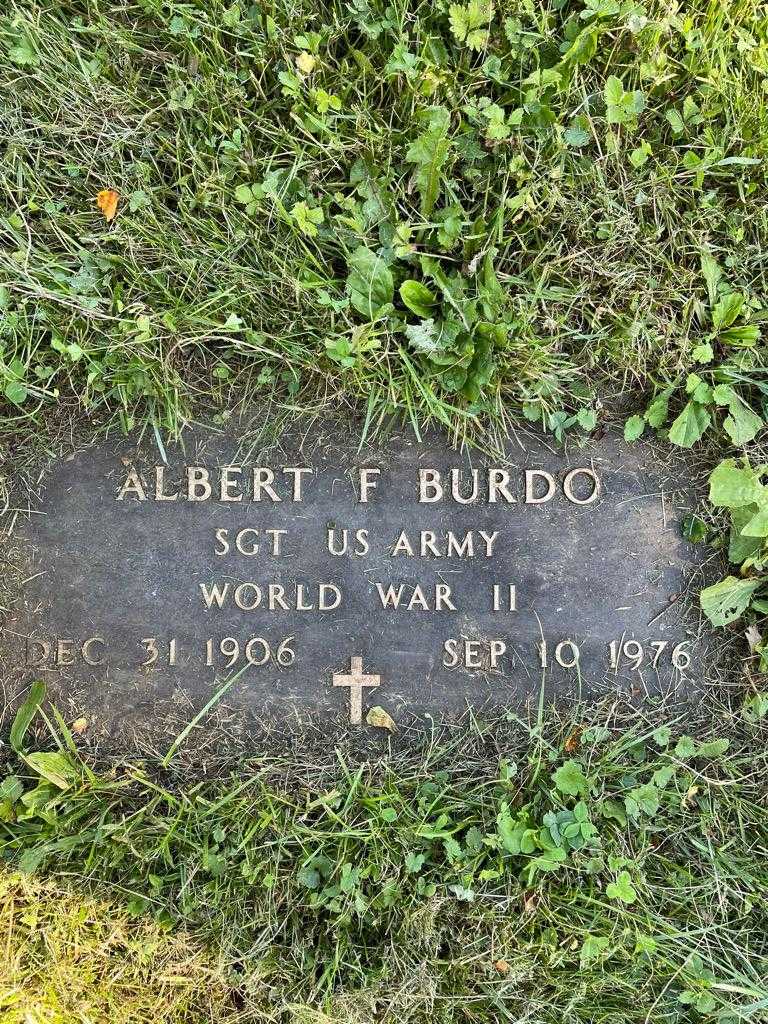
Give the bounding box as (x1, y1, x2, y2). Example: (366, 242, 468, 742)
(2, 421, 701, 736)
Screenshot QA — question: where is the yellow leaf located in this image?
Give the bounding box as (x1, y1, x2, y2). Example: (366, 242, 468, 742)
(296, 52, 316, 74)
(96, 189, 119, 221)
(72, 717, 88, 735)
(366, 706, 396, 732)
(682, 784, 700, 808)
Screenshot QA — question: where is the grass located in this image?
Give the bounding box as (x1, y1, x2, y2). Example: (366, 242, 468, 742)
(2, 700, 768, 1021)
(0, 0, 766, 442)
(2, 0, 768, 1020)
(0, 872, 238, 1024)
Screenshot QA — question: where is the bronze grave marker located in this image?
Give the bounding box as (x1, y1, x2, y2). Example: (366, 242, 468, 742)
(1, 420, 703, 737)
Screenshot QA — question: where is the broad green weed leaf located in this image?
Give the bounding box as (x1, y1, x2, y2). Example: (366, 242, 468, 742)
(674, 735, 697, 758)
(128, 189, 150, 212)
(653, 725, 671, 746)
(697, 738, 729, 758)
(712, 292, 745, 331)
(700, 251, 722, 307)
(604, 76, 624, 107)
(700, 576, 762, 627)
(625, 783, 659, 818)
(482, 103, 511, 141)
(624, 414, 645, 441)
(743, 692, 768, 724)
(529, 846, 567, 879)
(672, 737, 730, 760)
(449, 1, 492, 50)
(560, 25, 599, 66)
(729, 505, 763, 562)
(552, 760, 588, 797)
(691, 342, 713, 363)
(405, 319, 440, 354)
(645, 389, 671, 428)
(714, 156, 761, 167)
(580, 0, 619, 17)
(291, 201, 324, 237)
(346, 246, 394, 320)
(0, 776, 24, 802)
(576, 408, 597, 431)
(405, 107, 452, 216)
(405, 851, 425, 873)
(234, 182, 261, 215)
(719, 324, 760, 347)
(601, 799, 627, 827)
(9, 38, 39, 67)
(685, 373, 712, 403)
(712, 385, 763, 446)
(668, 401, 710, 447)
(434, 204, 465, 249)
(297, 864, 321, 889)
(496, 802, 536, 855)
(606, 871, 637, 904)
(604, 76, 644, 124)
(4, 380, 28, 405)
(708, 460, 761, 508)
(580, 935, 610, 968)
(564, 125, 590, 147)
(652, 766, 675, 788)
(629, 140, 652, 167)
(400, 280, 437, 318)
(10, 681, 46, 752)
(24, 751, 78, 790)
(666, 108, 685, 135)
(741, 504, 768, 538)
(18, 847, 47, 873)
(682, 514, 708, 542)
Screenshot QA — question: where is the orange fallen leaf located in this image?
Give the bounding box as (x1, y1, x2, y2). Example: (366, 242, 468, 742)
(564, 727, 582, 753)
(96, 189, 119, 221)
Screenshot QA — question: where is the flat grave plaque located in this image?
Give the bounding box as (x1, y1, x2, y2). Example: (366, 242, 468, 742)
(2, 421, 703, 736)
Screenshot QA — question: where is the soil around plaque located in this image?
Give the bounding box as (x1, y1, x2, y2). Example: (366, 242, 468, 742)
(0, 411, 724, 754)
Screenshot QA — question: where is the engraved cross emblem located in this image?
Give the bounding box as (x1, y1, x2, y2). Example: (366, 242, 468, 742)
(333, 656, 380, 725)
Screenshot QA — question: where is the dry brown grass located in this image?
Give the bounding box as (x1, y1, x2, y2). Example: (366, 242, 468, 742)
(0, 870, 239, 1024)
